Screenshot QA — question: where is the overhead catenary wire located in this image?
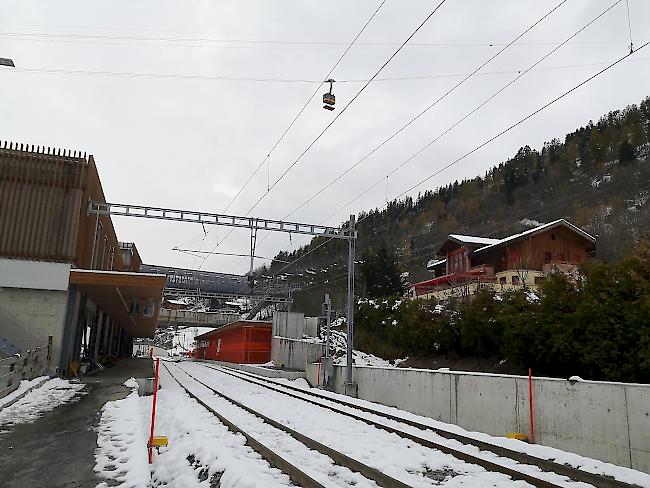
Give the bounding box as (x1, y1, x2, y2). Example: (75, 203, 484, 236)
(257, 41, 649, 285)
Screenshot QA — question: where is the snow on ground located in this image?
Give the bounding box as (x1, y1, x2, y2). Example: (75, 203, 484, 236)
(322, 327, 406, 367)
(0, 375, 48, 409)
(166, 364, 381, 487)
(146, 363, 299, 487)
(94, 378, 150, 488)
(169, 326, 215, 356)
(234, 366, 650, 488)
(181, 362, 546, 488)
(0, 377, 84, 432)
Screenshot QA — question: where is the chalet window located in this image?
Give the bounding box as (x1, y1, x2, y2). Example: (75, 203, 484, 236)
(551, 233, 556, 240)
(512, 275, 520, 285)
(556, 253, 565, 261)
(575, 254, 581, 263)
(534, 276, 545, 285)
(544, 252, 552, 263)
(499, 276, 506, 285)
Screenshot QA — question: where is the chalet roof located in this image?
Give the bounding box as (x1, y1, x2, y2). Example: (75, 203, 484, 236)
(448, 234, 502, 246)
(474, 219, 596, 254)
(426, 258, 446, 270)
(437, 234, 501, 254)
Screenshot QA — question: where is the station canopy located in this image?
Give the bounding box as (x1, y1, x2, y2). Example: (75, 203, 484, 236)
(69, 269, 166, 338)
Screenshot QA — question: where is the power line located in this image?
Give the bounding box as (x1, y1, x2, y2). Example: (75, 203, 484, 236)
(228, 0, 572, 273)
(257, 40, 648, 283)
(202, 0, 449, 269)
(275, 0, 571, 226)
(273, 174, 633, 294)
(191, 0, 389, 268)
(0, 30, 631, 49)
(391, 43, 649, 204)
(9, 59, 649, 84)
(243, 0, 448, 217)
(316, 0, 625, 229)
(222, 0, 388, 215)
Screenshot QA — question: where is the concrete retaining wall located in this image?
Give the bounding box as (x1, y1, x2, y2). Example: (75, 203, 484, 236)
(208, 360, 306, 380)
(271, 336, 323, 371)
(325, 365, 650, 473)
(0, 288, 68, 370)
(272, 312, 305, 340)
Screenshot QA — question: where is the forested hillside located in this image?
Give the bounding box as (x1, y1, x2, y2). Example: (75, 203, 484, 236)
(260, 96, 650, 314)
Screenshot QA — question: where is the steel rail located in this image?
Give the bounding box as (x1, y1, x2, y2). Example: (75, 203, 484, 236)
(185, 362, 567, 488)
(206, 363, 640, 488)
(161, 362, 325, 488)
(169, 362, 414, 488)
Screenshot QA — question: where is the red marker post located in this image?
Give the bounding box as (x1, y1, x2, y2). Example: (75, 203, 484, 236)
(148, 357, 161, 463)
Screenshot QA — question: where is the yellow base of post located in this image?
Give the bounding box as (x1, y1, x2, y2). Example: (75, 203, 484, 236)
(506, 432, 529, 442)
(150, 436, 169, 448)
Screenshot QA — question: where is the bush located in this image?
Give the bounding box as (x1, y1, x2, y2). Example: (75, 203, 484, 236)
(354, 242, 650, 382)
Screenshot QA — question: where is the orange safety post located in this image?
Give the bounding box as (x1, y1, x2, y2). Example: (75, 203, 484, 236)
(528, 368, 535, 444)
(148, 357, 161, 463)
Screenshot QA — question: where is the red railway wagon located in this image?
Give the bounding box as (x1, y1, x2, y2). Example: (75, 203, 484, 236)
(193, 320, 272, 364)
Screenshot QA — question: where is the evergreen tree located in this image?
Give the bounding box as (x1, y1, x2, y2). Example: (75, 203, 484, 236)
(360, 242, 404, 299)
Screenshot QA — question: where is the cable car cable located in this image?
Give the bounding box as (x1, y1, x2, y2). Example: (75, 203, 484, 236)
(257, 41, 648, 282)
(227, 0, 571, 272)
(192, 0, 388, 269)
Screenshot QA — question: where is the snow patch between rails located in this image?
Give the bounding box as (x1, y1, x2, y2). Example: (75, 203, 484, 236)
(95, 378, 150, 488)
(148, 364, 293, 487)
(0, 377, 84, 431)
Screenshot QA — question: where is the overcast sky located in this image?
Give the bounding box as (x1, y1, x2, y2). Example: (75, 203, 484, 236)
(1, 0, 648, 275)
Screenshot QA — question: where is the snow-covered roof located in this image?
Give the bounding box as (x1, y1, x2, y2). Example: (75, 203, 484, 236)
(474, 219, 596, 254)
(448, 234, 502, 246)
(426, 259, 446, 269)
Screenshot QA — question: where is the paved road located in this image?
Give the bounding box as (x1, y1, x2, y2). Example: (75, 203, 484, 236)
(0, 358, 153, 488)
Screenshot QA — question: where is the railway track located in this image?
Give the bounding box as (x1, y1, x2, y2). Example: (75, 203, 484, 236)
(168, 360, 604, 488)
(163, 362, 409, 488)
(195, 361, 641, 488)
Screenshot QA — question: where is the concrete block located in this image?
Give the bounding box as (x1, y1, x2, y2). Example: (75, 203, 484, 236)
(626, 385, 650, 472)
(135, 377, 156, 396)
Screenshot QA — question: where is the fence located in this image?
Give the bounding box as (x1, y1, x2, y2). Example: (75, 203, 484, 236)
(0, 343, 51, 400)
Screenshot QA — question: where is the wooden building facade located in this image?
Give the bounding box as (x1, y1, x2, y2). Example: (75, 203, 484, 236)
(194, 320, 272, 364)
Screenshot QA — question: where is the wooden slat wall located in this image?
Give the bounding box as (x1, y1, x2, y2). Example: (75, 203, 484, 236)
(0, 141, 125, 270)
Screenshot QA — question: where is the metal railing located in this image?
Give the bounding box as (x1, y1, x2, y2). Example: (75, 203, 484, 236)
(0, 343, 51, 401)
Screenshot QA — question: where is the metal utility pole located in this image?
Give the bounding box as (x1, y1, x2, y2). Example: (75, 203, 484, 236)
(323, 293, 331, 358)
(346, 214, 356, 385)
